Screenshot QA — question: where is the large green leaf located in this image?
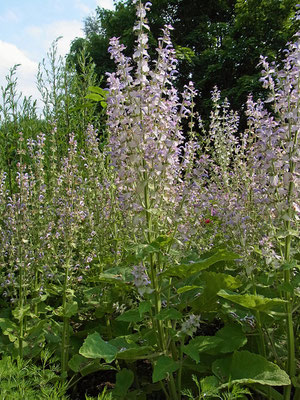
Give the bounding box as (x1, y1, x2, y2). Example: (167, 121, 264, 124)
(183, 324, 246, 363)
(155, 308, 182, 321)
(182, 357, 212, 374)
(0, 318, 18, 343)
(109, 336, 137, 349)
(117, 346, 153, 360)
(97, 273, 128, 286)
(191, 272, 242, 312)
(116, 309, 143, 323)
(126, 240, 166, 263)
(79, 332, 118, 362)
(212, 351, 290, 386)
(110, 335, 145, 348)
(183, 336, 224, 363)
(215, 324, 247, 353)
(68, 354, 88, 372)
(139, 301, 151, 317)
(164, 249, 240, 278)
(54, 300, 78, 318)
(112, 368, 134, 398)
(177, 285, 201, 294)
(64, 300, 78, 317)
(81, 361, 116, 377)
(68, 354, 116, 376)
(150, 235, 173, 249)
(152, 356, 180, 383)
(217, 290, 287, 313)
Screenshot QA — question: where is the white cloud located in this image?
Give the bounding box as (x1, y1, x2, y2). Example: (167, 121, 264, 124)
(0, 40, 39, 102)
(26, 26, 43, 38)
(75, 0, 91, 15)
(26, 19, 84, 58)
(44, 20, 84, 56)
(0, 9, 20, 23)
(96, 0, 115, 10)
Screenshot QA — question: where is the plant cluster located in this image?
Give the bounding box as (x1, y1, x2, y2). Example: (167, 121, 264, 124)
(0, 1, 299, 399)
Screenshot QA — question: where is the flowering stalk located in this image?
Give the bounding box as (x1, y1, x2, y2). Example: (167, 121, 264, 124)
(259, 36, 299, 398)
(133, 3, 173, 394)
(15, 133, 28, 358)
(106, 0, 198, 397)
(61, 251, 71, 379)
(59, 133, 77, 379)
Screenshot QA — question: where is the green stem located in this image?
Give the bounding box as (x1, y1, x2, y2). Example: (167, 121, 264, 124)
(18, 269, 24, 359)
(169, 374, 179, 400)
(177, 339, 184, 396)
(252, 277, 271, 400)
(283, 95, 298, 398)
(251, 275, 266, 358)
(264, 328, 281, 367)
(255, 310, 266, 359)
(294, 387, 300, 400)
(283, 268, 295, 400)
(17, 154, 24, 359)
(160, 381, 170, 400)
(143, 160, 165, 348)
(61, 263, 70, 379)
(34, 267, 39, 316)
(143, 161, 176, 397)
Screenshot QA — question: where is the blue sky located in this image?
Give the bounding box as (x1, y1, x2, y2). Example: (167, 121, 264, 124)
(0, 0, 115, 103)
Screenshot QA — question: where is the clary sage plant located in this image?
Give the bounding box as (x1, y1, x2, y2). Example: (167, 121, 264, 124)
(0, 1, 298, 399)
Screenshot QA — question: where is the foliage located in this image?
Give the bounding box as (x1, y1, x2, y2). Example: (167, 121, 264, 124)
(0, 1, 299, 399)
(0, 355, 68, 399)
(68, 0, 299, 125)
(0, 37, 106, 194)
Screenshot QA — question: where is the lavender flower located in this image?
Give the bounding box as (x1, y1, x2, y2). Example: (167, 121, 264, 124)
(181, 314, 201, 337)
(132, 264, 152, 296)
(106, 0, 200, 244)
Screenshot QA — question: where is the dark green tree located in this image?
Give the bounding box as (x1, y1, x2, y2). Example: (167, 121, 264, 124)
(68, 0, 299, 124)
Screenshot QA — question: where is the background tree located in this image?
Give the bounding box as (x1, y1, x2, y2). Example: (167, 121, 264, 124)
(68, 0, 299, 125)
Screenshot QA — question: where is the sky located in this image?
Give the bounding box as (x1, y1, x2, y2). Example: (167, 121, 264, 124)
(0, 0, 115, 106)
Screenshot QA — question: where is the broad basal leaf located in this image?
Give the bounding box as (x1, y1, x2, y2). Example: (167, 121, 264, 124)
(69, 354, 117, 375)
(155, 308, 182, 321)
(191, 272, 242, 312)
(117, 346, 153, 360)
(116, 309, 144, 323)
(152, 356, 180, 383)
(177, 285, 201, 294)
(81, 361, 116, 377)
(183, 336, 224, 363)
(217, 290, 287, 314)
(164, 249, 240, 278)
(215, 324, 247, 353)
(79, 332, 118, 362)
(68, 354, 87, 372)
(113, 368, 134, 398)
(212, 351, 290, 386)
